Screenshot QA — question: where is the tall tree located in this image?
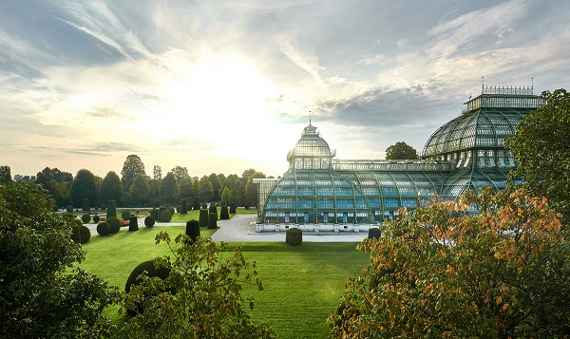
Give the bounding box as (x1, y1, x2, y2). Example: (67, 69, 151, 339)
(198, 175, 214, 204)
(508, 89, 570, 224)
(153, 165, 162, 181)
(221, 186, 233, 206)
(121, 155, 146, 190)
(208, 173, 221, 201)
(36, 167, 73, 208)
(242, 170, 266, 208)
(161, 173, 178, 205)
(178, 177, 194, 205)
(385, 141, 419, 160)
(100, 171, 123, 206)
(170, 166, 190, 182)
(71, 169, 97, 208)
(129, 175, 150, 206)
(225, 174, 242, 206)
(0, 166, 12, 184)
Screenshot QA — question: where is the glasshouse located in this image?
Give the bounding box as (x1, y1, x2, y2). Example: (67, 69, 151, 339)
(254, 86, 544, 228)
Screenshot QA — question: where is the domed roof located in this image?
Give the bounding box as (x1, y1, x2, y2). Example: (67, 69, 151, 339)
(287, 122, 333, 160)
(422, 109, 526, 158)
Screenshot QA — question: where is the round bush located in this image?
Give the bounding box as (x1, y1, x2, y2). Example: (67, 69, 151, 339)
(125, 259, 171, 293)
(220, 205, 230, 220)
(199, 209, 209, 227)
(108, 217, 121, 234)
(97, 222, 111, 236)
(129, 216, 139, 232)
(158, 207, 173, 222)
(208, 212, 218, 229)
(286, 228, 303, 246)
(368, 227, 381, 239)
(144, 216, 155, 228)
(93, 215, 100, 223)
(81, 214, 91, 224)
(185, 220, 200, 242)
(71, 224, 91, 244)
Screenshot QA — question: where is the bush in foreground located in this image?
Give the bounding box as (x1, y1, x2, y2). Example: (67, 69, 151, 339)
(144, 216, 155, 228)
(329, 188, 570, 338)
(286, 228, 302, 246)
(71, 224, 91, 244)
(125, 258, 171, 293)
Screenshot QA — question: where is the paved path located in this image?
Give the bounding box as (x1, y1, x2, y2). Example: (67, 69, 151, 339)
(212, 215, 368, 243)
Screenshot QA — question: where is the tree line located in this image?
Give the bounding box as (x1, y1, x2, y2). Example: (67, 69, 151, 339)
(0, 155, 266, 210)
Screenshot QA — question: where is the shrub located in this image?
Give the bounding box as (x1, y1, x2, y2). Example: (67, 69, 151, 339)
(108, 217, 121, 234)
(125, 258, 171, 293)
(81, 214, 91, 224)
(208, 212, 218, 229)
(121, 210, 131, 220)
(66, 205, 73, 213)
(144, 216, 155, 228)
(286, 228, 302, 246)
(128, 216, 139, 232)
(229, 205, 237, 214)
(368, 227, 381, 239)
(158, 207, 173, 222)
(151, 208, 159, 220)
(220, 205, 230, 220)
(106, 200, 117, 220)
(199, 209, 208, 227)
(185, 220, 200, 242)
(71, 224, 91, 244)
(193, 201, 201, 210)
(208, 203, 217, 214)
(97, 221, 111, 236)
(179, 200, 188, 215)
(93, 215, 100, 223)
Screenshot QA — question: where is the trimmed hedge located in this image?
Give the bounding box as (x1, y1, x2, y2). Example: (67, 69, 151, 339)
(129, 216, 139, 232)
(185, 220, 200, 242)
(208, 212, 218, 229)
(220, 205, 230, 220)
(71, 224, 91, 244)
(81, 214, 91, 224)
(93, 215, 100, 223)
(97, 222, 111, 236)
(286, 228, 302, 246)
(199, 209, 208, 227)
(144, 216, 155, 228)
(158, 207, 173, 222)
(125, 259, 171, 293)
(108, 217, 121, 234)
(368, 227, 381, 239)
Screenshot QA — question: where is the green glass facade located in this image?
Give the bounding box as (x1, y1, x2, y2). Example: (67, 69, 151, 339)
(255, 86, 544, 224)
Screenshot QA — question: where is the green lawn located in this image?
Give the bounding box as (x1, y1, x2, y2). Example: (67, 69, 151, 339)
(80, 228, 367, 338)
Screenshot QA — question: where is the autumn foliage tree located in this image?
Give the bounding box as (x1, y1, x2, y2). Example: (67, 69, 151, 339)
(330, 188, 570, 338)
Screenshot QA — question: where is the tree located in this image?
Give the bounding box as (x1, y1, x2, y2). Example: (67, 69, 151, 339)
(121, 154, 146, 191)
(221, 186, 233, 206)
(153, 165, 162, 181)
(198, 175, 214, 203)
(178, 177, 195, 205)
(100, 171, 123, 206)
(170, 166, 190, 182)
(242, 170, 266, 208)
(130, 175, 151, 206)
(0, 166, 12, 184)
(507, 88, 570, 224)
(71, 169, 97, 209)
(161, 173, 178, 205)
(117, 234, 274, 337)
(208, 173, 221, 201)
(329, 188, 570, 337)
(35, 167, 73, 208)
(0, 182, 119, 337)
(385, 141, 419, 160)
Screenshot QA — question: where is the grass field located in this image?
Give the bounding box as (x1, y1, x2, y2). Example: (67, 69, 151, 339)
(80, 227, 368, 338)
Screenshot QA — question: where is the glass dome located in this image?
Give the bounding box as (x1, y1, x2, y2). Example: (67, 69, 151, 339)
(287, 123, 333, 161)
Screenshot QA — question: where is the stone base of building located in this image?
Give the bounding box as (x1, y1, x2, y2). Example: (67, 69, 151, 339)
(255, 224, 378, 233)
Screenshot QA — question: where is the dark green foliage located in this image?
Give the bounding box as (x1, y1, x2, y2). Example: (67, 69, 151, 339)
(208, 212, 218, 229)
(161, 173, 178, 205)
(71, 169, 97, 208)
(72, 224, 91, 244)
(121, 210, 131, 219)
(93, 215, 100, 223)
(66, 205, 73, 213)
(144, 216, 155, 228)
(286, 228, 302, 246)
(193, 201, 201, 210)
(121, 154, 146, 192)
(158, 207, 173, 222)
(106, 200, 117, 220)
(0, 165, 12, 183)
(368, 227, 381, 239)
(81, 213, 91, 224)
(97, 222, 111, 236)
(100, 171, 122, 206)
(385, 141, 419, 160)
(178, 199, 188, 214)
(108, 218, 121, 234)
(0, 182, 118, 338)
(129, 175, 150, 206)
(229, 205, 237, 214)
(128, 216, 139, 232)
(185, 220, 200, 242)
(35, 167, 73, 209)
(220, 205, 230, 220)
(82, 198, 90, 211)
(125, 258, 171, 293)
(151, 207, 159, 220)
(199, 209, 208, 227)
(209, 203, 217, 215)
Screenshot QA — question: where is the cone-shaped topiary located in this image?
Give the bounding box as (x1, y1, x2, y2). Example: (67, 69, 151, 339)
(108, 217, 121, 234)
(286, 228, 302, 246)
(368, 227, 381, 239)
(81, 214, 91, 224)
(185, 220, 200, 242)
(220, 205, 230, 220)
(208, 203, 217, 214)
(144, 215, 155, 228)
(229, 205, 237, 214)
(97, 221, 111, 236)
(208, 212, 218, 229)
(71, 224, 91, 244)
(125, 258, 171, 293)
(129, 216, 139, 232)
(199, 209, 208, 227)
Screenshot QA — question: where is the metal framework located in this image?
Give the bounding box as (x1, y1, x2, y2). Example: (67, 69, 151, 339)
(256, 86, 545, 224)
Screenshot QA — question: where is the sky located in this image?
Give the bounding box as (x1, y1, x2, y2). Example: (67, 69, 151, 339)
(1, 0, 569, 178)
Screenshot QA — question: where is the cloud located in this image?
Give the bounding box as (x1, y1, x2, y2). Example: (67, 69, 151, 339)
(277, 35, 325, 86)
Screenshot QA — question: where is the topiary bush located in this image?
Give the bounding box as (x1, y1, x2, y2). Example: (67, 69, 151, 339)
(71, 224, 91, 244)
(178, 200, 188, 215)
(93, 215, 100, 223)
(208, 212, 218, 229)
(368, 227, 381, 239)
(158, 207, 173, 222)
(108, 217, 121, 234)
(106, 200, 117, 220)
(208, 204, 217, 214)
(129, 216, 139, 232)
(125, 258, 171, 293)
(185, 220, 200, 242)
(144, 215, 155, 228)
(81, 214, 91, 224)
(151, 208, 159, 220)
(198, 209, 208, 227)
(220, 205, 230, 220)
(286, 228, 302, 246)
(229, 205, 237, 214)
(97, 221, 111, 236)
